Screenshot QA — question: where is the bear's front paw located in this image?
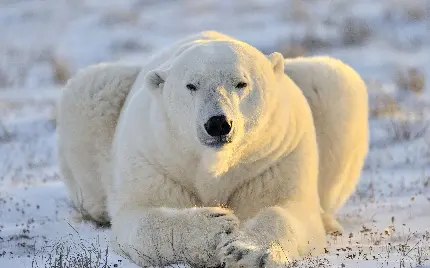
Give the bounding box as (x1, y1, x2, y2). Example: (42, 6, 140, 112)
(218, 238, 291, 268)
(219, 239, 268, 268)
(167, 207, 239, 267)
(189, 207, 240, 249)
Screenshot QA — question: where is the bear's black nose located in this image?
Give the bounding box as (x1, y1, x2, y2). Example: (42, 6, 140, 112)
(204, 115, 232, 137)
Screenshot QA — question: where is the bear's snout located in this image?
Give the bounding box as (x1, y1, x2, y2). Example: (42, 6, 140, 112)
(204, 115, 232, 137)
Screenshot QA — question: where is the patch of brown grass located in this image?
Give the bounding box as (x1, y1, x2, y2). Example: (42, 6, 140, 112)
(395, 67, 425, 94)
(50, 56, 71, 86)
(370, 94, 401, 118)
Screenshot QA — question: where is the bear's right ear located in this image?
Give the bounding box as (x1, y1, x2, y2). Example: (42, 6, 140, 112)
(268, 52, 285, 77)
(144, 69, 167, 93)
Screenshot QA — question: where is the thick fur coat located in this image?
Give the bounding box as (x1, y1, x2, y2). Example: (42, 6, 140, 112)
(57, 31, 368, 267)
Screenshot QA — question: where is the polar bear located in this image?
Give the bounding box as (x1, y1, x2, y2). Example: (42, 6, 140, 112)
(57, 31, 368, 267)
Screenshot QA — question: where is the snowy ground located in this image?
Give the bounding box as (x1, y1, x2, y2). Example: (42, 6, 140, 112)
(1, 0, 429, 267)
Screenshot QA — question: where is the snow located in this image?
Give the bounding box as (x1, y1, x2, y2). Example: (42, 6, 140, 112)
(0, 0, 429, 267)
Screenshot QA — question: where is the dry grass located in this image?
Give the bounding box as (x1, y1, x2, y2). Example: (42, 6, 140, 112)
(287, 228, 430, 268)
(341, 17, 371, 46)
(0, 120, 13, 143)
(388, 119, 429, 142)
(31, 235, 113, 268)
(391, 0, 430, 22)
(395, 67, 425, 94)
(50, 56, 71, 86)
(367, 80, 402, 118)
(329, 230, 430, 267)
(370, 94, 401, 118)
(405, 6, 428, 22)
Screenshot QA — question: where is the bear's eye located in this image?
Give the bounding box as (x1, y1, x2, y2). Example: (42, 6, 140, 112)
(186, 84, 197, 91)
(236, 82, 248, 89)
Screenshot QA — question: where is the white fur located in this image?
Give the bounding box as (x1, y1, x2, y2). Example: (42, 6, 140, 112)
(284, 57, 369, 233)
(57, 31, 368, 267)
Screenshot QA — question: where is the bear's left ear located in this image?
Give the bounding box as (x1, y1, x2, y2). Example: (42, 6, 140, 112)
(144, 69, 168, 94)
(268, 52, 285, 77)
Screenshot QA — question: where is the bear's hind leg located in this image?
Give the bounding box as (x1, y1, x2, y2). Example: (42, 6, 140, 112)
(320, 148, 366, 234)
(67, 155, 110, 225)
(58, 153, 87, 223)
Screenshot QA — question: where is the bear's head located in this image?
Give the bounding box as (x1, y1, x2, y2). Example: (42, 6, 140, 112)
(144, 40, 285, 166)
